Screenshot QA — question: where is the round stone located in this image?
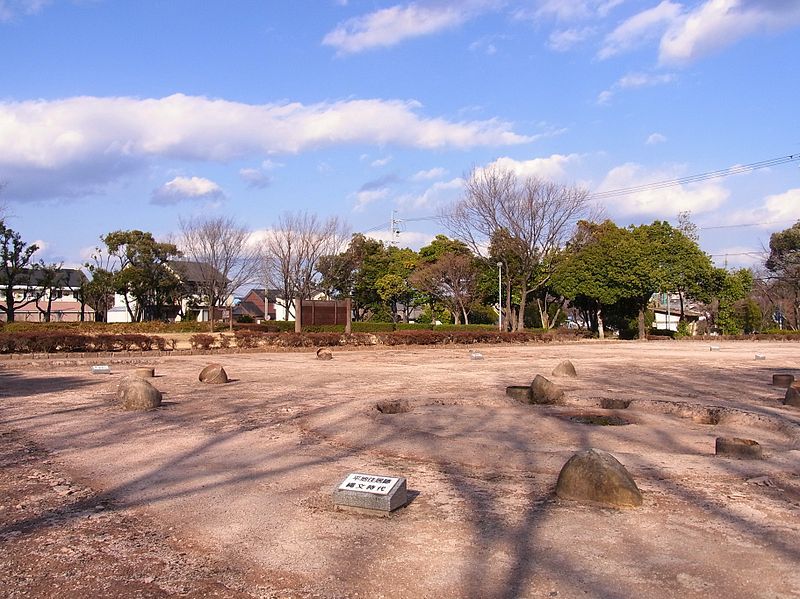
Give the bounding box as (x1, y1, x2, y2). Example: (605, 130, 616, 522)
(556, 449, 642, 508)
(551, 360, 577, 377)
(715, 437, 763, 460)
(199, 363, 229, 384)
(530, 375, 564, 405)
(117, 378, 162, 411)
(316, 347, 333, 360)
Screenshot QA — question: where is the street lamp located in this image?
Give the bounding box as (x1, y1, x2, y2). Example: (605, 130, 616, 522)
(497, 261, 503, 331)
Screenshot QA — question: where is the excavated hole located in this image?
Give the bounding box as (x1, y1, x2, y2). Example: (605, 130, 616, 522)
(561, 412, 632, 426)
(692, 408, 722, 425)
(375, 400, 411, 414)
(600, 398, 631, 410)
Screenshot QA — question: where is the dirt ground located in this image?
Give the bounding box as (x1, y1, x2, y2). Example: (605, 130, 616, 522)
(1, 340, 799, 599)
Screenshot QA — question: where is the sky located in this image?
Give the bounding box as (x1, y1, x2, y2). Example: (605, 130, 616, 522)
(1, 0, 799, 272)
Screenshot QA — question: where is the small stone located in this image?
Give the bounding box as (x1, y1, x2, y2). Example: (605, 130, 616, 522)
(530, 375, 565, 405)
(709, 345, 720, 351)
(556, 449, 642, 508)
(551, 360, 577, 377)
(316, 347, 333, 360)
(117, 378, 162, 411)
(199, 363, 229, 384)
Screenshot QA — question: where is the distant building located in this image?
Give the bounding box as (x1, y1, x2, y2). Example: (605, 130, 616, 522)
(0, 268, 96, 322)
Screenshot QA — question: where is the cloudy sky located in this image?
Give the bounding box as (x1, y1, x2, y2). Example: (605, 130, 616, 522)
(1, 0, 799, 269)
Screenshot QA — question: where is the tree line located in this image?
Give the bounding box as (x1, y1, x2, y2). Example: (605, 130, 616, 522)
(1, 167, 799, 335)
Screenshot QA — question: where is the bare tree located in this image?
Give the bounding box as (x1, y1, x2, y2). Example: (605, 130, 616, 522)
(260, 212, 349, 320)
(441, 165, 593, 331)
(410, 253, 478, 324)
(179, 216, 260, 331)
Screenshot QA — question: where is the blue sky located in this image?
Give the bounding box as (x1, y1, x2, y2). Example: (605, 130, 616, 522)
(1, 0, 799, 270)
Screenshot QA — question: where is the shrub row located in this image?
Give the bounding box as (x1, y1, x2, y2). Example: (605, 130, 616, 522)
(0, 332, 173, 353)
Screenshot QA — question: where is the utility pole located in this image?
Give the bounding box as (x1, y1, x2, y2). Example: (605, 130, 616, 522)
(389, 210, 402, 246)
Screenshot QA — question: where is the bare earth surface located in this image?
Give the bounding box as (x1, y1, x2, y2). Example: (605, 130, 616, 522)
(1, 340, 799, 599)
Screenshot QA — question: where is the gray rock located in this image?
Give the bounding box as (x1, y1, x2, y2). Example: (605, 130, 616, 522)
(117, 378, 162, 411)
(784, 385, 800, 407)
(199, 363, 229, 384)
(316, 347, 333, 360)
(530, 375, 565, 405)
(556, 449, 642, 508)
(552, 360, 577, 377)
(715, 437, 763, 460)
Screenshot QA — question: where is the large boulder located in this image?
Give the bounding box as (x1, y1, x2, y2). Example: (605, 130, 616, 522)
(199, 363, 229, 384)
(552, 360, 577, 377)
(530, 375, 565, 405)
(556, 449, 642, 508)
(784, 384, 800, 408)
(117, 378, 162, 411)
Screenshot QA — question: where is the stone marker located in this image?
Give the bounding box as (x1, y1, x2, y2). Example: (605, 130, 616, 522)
(772, 373, 794, 388)
(530, 374, 565, 405)
(551, 360, 577, 377)
(556, 449, 642, 508)
(715, 437, 763, 459)
(117, 378, 162, 411)
(316, 347, 333, 360)
(755, 353, 766, 361)
(133, 367, 155, 378)
(333, 472, 407, 513)
(709, 345, 720, 351)
(470, 351, 484, 360)
(199, 363, 229, 384)
(375, 399, 410, 414)
(784, 384, 800, 407)
(506, 385, 532, 402)
(91, 365, 111, 374)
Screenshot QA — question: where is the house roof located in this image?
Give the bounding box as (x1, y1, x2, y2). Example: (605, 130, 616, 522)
(167, 261, 229, 286)
(8, 268, 88, 288)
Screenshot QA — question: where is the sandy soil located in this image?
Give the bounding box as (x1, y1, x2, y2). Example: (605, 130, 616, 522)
(1, 340, 799, 598)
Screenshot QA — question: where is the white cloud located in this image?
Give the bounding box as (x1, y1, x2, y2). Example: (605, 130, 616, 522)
(353, 188, 391, 211)
(239, 168, 271, 189)
(151, 176, 224, 205)
(597, 71, 676, 104)
(724, 188, 800, 229)
(401, 177, 464, 209)
(518, 0, 623, 22)
(597, 162, 729, 217)
(483, 153, 581, 181)
(646, 132, 667, 145)
(411, 167, 447, 181)
(30, 238, 47, 253)
(366, 229, 436, 249)
(323, 2, 482, 54)
(371, 156, 392, 167)
(0, 94, 531, 200)
(659, 0, 800, 64)
(548, 27, 595, 51)
(0, 0, 49, 22)
(598, 1, 682, 59)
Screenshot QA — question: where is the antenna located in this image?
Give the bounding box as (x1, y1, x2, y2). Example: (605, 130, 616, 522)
(390, 210, 403, 246)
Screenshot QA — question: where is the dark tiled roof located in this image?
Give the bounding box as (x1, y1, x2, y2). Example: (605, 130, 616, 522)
(11, 268, 88, 288)
(167, 261, 229, 285)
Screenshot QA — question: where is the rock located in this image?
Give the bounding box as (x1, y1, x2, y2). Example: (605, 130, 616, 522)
(556, 449, 642, 508)
(316, 347, 333, 360)
(600, 398, 630, 410)
(715, 437, 763, 460)
(506, 385, 532, 402)
(199, 363, 229, 384)
(783, 384, 800, 407)
(376, 399, 410, 414)
(117, 378, 162, 411)
(772, 373, 794, 388)
(530, 375, 564, 405)
(133, 367, 155, 378)
(551, 360, 577, 377)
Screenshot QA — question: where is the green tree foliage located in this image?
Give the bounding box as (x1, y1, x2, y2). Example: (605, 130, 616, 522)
(765, 221, 800, 328)
(714, 268, 754, 334)
(95, 230, 182, 321)
(0, 220, 41, 321)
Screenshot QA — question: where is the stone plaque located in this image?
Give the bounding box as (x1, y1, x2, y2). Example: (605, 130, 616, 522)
(333, 472, 407, 512)
(91, 365, 111, 374)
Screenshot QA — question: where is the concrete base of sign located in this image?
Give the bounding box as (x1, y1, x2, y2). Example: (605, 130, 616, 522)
(333, 476, 407, 513)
